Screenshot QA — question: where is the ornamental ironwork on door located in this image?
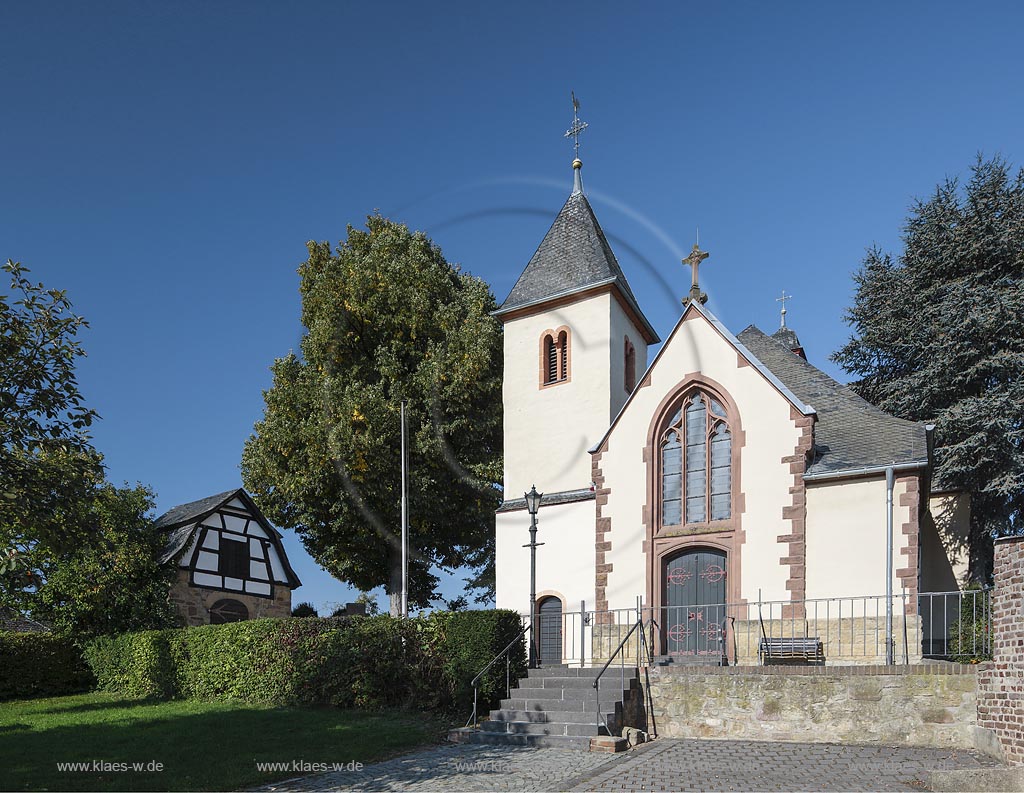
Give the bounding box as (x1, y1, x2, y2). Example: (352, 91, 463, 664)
(663, 549, 726, 657)
(537, 596, 562, 665)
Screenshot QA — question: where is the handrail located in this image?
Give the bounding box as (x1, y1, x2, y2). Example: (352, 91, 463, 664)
(592, 616, 654, 736)
(464, 623, 530, 728)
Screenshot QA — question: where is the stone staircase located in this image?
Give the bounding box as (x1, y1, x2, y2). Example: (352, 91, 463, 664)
(454, 665, 641, 750)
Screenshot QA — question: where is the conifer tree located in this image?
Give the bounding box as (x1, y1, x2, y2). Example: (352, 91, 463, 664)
(833, 157, 1024, 581)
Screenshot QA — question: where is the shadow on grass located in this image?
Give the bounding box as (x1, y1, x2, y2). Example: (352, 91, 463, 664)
(29, 698, 166, 716)
(0, 701, 445, 792)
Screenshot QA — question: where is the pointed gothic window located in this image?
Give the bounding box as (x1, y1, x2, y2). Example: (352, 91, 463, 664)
(540, 328, 570, 386)
(660, 391, 732, 526)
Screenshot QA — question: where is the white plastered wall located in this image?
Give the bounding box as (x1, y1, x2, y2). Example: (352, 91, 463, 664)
(609, 296, 649, 418)
(921, 492, 971, 591)
(804, 476, 914, 601)
(600, 312, 803, 611)
(502, 294, 614, 496)
(495, 499, 597, 615)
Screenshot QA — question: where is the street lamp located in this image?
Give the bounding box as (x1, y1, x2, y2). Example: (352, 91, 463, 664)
(524, 485, 544, 668)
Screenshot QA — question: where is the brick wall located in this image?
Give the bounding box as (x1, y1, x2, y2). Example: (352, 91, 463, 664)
(977, 536, 1024, 766)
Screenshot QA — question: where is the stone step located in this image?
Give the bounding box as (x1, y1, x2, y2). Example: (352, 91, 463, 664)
(500, 697, 603, 713)
(488, 708, 611, 724)
(525, 666, 610, 678)
(456, 730, 595, 751)
(481, 720, 607, 737)
(507, 686, 608, 701)
(533, 674, 638, 689)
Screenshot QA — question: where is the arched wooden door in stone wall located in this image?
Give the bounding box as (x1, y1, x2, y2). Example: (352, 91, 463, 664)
(537, 596, 563, 665)
(662, 548, 727, 658)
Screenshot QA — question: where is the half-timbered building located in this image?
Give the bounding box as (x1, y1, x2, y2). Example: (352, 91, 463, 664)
(156, 488, 301, 625)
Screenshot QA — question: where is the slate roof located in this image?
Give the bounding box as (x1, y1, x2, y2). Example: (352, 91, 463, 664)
(153, 489, 239, 530)
(154, 488, 301, 588)
(0, 607, 50, 633)
(737, 326, 929, 477)
(771, 325, 803, 352)
(497, 487, 595, 513)
(494, 190, 659, 343)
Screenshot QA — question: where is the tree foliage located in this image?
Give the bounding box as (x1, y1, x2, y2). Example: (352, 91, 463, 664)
(1, 259, 103, 583)
(1, 260, 175, 636)
(291, 601, 318, 618)
(241, 216, 502, 613)
(32, 483, 177, 639)
(832, 156, 1024, 580)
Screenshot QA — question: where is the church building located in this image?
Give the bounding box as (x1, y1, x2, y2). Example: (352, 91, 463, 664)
(493, 146, 970, 663)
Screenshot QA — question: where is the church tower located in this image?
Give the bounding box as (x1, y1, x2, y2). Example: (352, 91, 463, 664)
(493, 117, 659, 498)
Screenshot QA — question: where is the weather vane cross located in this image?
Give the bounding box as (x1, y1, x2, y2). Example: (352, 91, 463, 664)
(683, 242, 710, 305)
(777, 290, 793, 328)
(565, 91, 588, 161)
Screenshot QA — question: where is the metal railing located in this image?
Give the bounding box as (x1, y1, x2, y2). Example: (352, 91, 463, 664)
(592, 614, 655, 736)
(648, 593, 917, 665)
(464, 622, 530, 728)
(919, 588, 992, 659)
(511, 588, 990, 672)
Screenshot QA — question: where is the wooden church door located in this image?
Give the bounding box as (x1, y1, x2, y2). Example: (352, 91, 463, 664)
(663, 549, 727, 657)
(537, 596, 562, 665)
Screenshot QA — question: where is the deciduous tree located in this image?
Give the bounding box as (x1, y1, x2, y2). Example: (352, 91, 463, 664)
(242, 216, 502, 613)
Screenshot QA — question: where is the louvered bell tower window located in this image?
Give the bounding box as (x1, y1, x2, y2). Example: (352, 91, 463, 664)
(660, 392, 732, 525)
(541, 329, 570, 386)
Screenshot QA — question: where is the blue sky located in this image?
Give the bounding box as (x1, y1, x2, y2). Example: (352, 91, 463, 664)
(3, 1, 1022, 614)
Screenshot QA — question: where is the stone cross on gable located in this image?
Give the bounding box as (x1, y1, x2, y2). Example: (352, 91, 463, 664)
(683, 243, 710, 305)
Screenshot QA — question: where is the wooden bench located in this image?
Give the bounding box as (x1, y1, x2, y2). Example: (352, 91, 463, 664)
(757, 636, 825, 665)
(758, 614, 825, 665)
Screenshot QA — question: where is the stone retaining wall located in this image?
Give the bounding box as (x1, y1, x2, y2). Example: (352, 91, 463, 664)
(977, 535, 1024, 766)
(647, 664, 985, 750)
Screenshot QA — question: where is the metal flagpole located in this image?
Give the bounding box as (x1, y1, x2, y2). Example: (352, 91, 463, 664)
(401, 401, 409, 618)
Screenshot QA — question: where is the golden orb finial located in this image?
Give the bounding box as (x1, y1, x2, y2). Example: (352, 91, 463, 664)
(572, 158, 583, 170)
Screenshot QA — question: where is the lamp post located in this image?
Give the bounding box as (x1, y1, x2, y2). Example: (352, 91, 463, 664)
(524, 485, 544, 668)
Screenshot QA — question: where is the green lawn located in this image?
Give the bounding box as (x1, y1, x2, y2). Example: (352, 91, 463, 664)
(0, 692, 448, 791)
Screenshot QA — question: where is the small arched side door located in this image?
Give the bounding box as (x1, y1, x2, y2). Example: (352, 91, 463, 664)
(537, 596, 563, 666)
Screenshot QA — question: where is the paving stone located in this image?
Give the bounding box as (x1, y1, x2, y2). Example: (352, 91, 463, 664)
(254, 737, 1003, 793)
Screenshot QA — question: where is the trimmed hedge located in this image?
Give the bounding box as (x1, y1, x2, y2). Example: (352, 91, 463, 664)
(84, 610, 525, 715)
(0, 632, 94, 700)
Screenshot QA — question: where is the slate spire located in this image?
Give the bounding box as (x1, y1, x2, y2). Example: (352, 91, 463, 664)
(493, 97, 658, 342)
(493, 170, 659, 343)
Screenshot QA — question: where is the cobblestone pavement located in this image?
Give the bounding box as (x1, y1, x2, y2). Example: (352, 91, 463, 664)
(569, 738, 1002, 792)
(256, 739, 1002, 792)
(254, 743, 626, 792)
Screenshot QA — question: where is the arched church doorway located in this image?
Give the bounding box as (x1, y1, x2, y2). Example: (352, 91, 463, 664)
(537, 596, 563, 665)
(662, 548, 727, 658)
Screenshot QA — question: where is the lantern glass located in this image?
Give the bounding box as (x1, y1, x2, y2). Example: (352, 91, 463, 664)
(524, 485, 542, 515)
